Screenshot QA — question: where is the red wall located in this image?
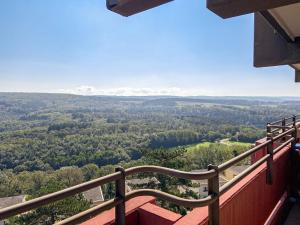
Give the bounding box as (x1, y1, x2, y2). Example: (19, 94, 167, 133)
(219, 145, 291, 225)
(175, 144, 292, 225)
(251, 138, 268, 163)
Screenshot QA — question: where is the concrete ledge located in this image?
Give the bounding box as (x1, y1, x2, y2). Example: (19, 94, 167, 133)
(81, 196, 155, 225)
(138, 203, 182, 225)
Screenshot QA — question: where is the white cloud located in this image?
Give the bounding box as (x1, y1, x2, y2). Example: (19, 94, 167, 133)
(57, 85, 215, 96)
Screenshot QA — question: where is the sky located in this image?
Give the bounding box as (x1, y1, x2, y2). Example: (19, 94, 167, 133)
(0, 0, 299, 96)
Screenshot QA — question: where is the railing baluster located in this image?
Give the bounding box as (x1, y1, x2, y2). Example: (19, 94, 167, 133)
(282, 118, 286, 141)
(115, 167, 126, 225)
(208, 165, 220, 225)
(266, 124, 273, 185)
(292, 115, 297, 149)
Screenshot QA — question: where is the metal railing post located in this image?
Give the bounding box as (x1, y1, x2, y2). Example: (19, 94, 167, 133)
(208, 165, 220, 225)
(115, 167, 126, 225)
(266, 124, 273, 185)
(282, 118, 286, 141)
(292, 115, 297, 149)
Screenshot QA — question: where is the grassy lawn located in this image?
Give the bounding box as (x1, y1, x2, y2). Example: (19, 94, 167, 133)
(220, 140, 252, 147)
(186, 141, 251, 154)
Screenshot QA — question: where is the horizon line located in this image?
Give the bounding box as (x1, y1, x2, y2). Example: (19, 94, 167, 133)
(1, 91, 300, 99)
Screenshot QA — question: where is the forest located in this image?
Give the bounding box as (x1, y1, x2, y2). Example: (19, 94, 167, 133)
(1, 93, 300, 224)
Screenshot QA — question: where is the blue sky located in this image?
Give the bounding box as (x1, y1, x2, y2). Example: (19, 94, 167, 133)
(0, 0, 298, 96)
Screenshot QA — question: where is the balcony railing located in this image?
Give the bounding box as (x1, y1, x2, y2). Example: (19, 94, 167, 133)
(0, 115, 300, 225)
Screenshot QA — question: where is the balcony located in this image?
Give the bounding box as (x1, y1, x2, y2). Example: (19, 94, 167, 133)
(0, 116, 300, 225)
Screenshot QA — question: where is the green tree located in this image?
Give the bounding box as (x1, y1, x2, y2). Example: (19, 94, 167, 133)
(10, 180, 90, 225)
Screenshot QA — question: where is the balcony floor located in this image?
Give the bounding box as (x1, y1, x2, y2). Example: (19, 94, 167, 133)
(284, 203, 300, 225)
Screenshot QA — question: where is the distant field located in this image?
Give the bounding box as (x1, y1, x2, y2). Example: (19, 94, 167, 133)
(220, 140, 252, 147)
(176, 101, 251, 109)
(184, 141, 252, 169)
(186, 141, 252, 154)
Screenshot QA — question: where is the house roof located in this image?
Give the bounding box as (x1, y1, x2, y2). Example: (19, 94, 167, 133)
(126, 177, 160, 186)
(0, 195, 26, 209)
(82, 187, 104, 203)
(229, 165, 249, 175)
(190, 170, 228, 186)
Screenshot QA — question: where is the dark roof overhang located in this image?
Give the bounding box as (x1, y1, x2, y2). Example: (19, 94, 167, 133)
(206, 0, 300, 19)
(254, 12, 300, 67)
(253, 5, 300, 81)
(206, 0, 300, 82)
(106, 0, 173, 17)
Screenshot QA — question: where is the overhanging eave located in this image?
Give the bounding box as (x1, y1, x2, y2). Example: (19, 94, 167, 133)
(254, 12, 300, 68)
(207, 0, 300, 18)
(107, 0, 173, 16)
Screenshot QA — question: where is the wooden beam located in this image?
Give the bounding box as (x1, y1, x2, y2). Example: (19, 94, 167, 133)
(259, 10, 293, 43)
(254, 12, 300, 68)
(107, 0, 173, 17)
(207, 0, 300, 18)
(295, 69, 300, 82)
